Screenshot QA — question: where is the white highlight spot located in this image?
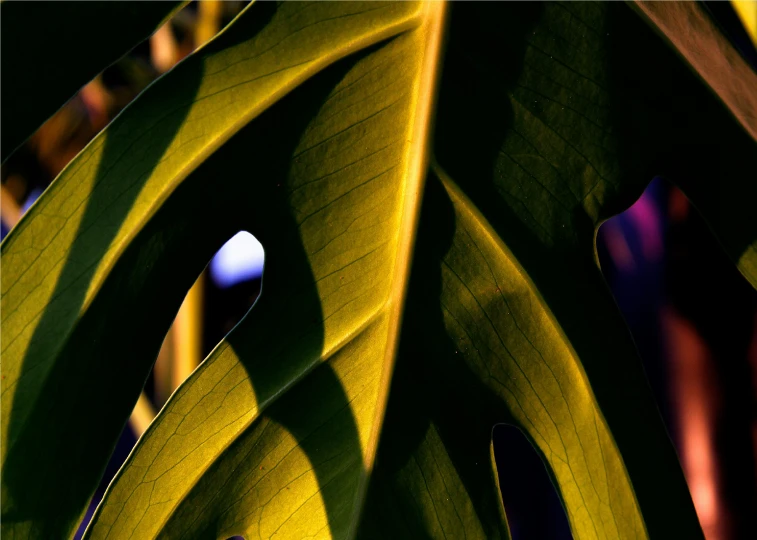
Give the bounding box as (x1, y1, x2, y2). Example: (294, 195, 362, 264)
(210, 231, 264, 288)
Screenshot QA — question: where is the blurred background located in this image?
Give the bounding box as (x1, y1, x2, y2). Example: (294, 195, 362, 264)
(1, 2, 755, 539)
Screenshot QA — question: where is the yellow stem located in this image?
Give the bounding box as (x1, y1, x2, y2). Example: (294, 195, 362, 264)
(171, 273, 204, 391)
(129, 393, 157, 437)
(195, 0, 222, 48)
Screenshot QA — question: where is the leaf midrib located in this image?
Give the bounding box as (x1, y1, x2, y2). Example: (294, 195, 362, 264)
(346, 2, 447, 536)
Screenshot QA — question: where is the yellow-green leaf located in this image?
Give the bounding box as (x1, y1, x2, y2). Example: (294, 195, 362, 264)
(3, 1, 755, 539)
(1, 2, 433, 537)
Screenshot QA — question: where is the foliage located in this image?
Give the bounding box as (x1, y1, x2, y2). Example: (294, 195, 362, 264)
(2, 2, 756, 538)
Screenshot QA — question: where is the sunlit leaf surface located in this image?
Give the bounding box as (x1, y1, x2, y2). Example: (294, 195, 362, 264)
(2, 1, 755, 538)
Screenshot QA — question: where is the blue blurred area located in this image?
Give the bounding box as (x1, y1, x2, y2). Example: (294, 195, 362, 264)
(597, 178, 672, 424)
(0, 188, 41, 241)
(21, 188, 42, 214)
(209, 230, 264, 288)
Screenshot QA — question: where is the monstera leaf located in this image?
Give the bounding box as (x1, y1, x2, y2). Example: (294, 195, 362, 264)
(2, 1, 755, 539)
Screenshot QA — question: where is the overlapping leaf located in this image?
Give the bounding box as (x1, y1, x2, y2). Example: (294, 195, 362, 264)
(2, 1, 756, 539)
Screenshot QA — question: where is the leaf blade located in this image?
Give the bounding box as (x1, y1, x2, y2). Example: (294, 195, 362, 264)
(1, 2, 427, 537)
(83, 3, 446, 538)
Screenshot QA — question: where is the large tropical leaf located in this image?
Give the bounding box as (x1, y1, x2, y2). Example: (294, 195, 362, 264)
(2, 1, 755, 539)
(1, 2, 436, 538)
(0, 1, 185, 161)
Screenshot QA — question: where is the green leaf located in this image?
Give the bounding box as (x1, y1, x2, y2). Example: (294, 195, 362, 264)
(410, 2, 755, 538)
(2, 1, 755, 539)
(0, 1, 185, 161)
(82, 4, 446, 538)
(1, 2, 432, 537)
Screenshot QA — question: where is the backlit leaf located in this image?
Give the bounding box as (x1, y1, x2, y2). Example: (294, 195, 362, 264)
(2, 1, 755, 539)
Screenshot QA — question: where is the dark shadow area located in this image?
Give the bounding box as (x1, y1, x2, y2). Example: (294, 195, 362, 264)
(605, 2, 757, 271)
(434, 0, 543, 203)
(598, 177, 757, 539)
(605, 4, 757, 536)
(430, 1, 756, 538)
(362, 174, 519, 538)
(427, 2, 576, 538)
(73, 424, 138, 540)
(145, 234, 263, 406)
(596, 179, 673, 428)
(0, 2, 179, 159)
(204, 266, 262, 360)
(665, 194, 757, 539)
(494, 425, 572, 540)
(702, 1, 757, 71)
